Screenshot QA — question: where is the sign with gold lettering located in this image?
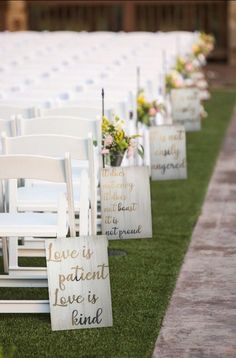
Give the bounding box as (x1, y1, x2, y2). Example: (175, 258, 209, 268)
(46, 236, 113, 331)
(170, 88, 201, 131)
(150, 125, 187, 181)
(100, 166, 152, 240)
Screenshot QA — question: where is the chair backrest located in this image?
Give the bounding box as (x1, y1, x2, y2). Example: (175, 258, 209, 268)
(2, 134, 92, 162)
(0, 105, 37, 120)
(64, 99, 127, 121)
(17, 115, 101, 144)
(0, 153, 75, 236)
(37, 106, 112, 120)
(75, 98, 128, 121)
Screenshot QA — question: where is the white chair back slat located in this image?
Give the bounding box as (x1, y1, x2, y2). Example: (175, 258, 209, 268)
(0, 154, 66, 182)
(17, 116, 101, 143)
(2, 134, 89, 161)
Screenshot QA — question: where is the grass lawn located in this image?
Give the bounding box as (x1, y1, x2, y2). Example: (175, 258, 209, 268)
(0, 89, 236, 358)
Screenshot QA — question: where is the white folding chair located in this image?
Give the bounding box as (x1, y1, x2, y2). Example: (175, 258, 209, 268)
(0, 153, 75, 281)
(2, 134, 97, 237)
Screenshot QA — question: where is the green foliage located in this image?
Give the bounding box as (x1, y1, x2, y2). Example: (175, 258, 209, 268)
(0, 90, 235, 357)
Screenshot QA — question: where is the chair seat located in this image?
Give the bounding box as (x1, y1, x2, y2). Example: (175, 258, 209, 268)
(0, 212, 67, 237)
(17, 186, 82, 212)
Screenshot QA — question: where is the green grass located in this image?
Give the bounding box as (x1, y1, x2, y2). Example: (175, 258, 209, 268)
(0, 89, 236, 358)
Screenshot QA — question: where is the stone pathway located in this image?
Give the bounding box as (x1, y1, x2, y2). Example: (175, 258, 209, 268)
(153, 107, 236, 358)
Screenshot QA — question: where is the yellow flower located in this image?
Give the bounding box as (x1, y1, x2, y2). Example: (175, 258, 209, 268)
(102, 116, 110, 132)
(137, 94, 146, 106)
(114, 129, 124, 143)
(192, 44, 198, 52)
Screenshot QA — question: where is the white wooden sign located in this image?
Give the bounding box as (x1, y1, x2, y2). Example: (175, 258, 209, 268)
(46, 236, 113, 331)
(101, 166, 152, 240)
(149, 125, 187, 181)
(170, 88, 201, 131)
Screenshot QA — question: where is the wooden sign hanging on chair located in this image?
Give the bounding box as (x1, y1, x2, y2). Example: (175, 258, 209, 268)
(100, 166, 152, 240)
(170, 88, 201, 132)
(46, 235, 113, 331)
(149, 125, 187, 181)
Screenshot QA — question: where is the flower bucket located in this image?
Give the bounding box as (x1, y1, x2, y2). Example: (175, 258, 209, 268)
(110, 152, 125, 167)
(102, 115, 143, 166)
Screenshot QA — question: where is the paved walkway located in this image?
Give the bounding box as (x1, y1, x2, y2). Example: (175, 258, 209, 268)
(153, 107, 236, 358)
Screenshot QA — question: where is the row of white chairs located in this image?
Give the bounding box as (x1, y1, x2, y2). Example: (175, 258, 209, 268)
(0, 30, 203, 313)
(0, 108, 103, 286)
(0, 153, 78, 313)
(0, 31, 198, 121)
(0, 107, 104, 312)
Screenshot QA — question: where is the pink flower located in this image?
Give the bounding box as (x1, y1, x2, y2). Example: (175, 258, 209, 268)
(185, 62, 193, 72)
(101, 148, 109, 154)
(104, 134, 113, 146)
(127, 146, 134, 158)
(149, 107, 157, 117)
(130, 138, 137, 148)
(175, 78, 183, 87)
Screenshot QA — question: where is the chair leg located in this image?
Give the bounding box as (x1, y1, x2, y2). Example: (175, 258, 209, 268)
(2, 237, 9, 273)
(8, 237, 18, 273)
